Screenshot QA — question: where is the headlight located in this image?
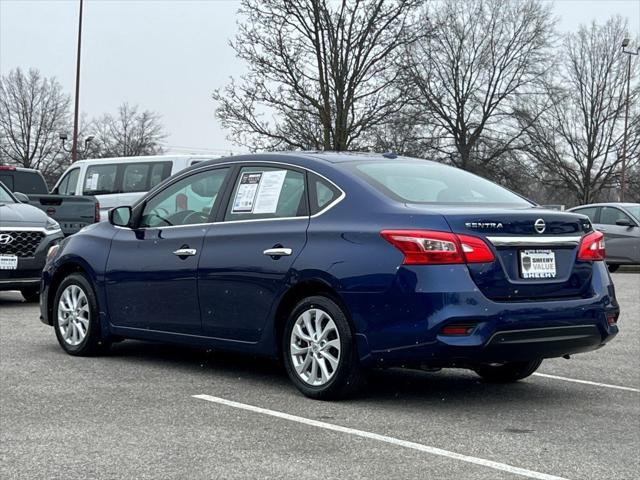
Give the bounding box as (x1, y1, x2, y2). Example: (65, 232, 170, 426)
(46, 244, 60, 262)
(45, 218, 61, 233)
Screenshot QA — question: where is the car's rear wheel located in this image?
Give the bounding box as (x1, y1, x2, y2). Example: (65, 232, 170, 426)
(283, 295, 363, 400)
(473, 359, 542, 383)
(20, 287, 39, 303)
(607, 264, 620, 273)
(53, 273, 109, 356)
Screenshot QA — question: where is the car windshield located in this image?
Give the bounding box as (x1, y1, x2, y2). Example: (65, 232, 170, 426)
(352, 161, 531, 206)
(0, 182, 16, 203)
(623, 204, 640, 221)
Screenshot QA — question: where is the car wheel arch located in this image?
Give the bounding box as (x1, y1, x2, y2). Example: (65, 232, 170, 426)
(273, 279, 353, 360)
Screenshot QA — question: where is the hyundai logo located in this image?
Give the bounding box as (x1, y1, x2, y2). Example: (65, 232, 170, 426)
(0, 233, 14, 245)
(534, 218, 546, 234)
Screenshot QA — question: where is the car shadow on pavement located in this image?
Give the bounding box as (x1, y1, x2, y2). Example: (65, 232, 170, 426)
(101, 340, 573, 409)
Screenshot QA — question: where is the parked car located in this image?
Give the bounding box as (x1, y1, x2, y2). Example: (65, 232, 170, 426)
(52, 155, 220, 220)
(0, 165, 99, 235)
(0, 181, 64, 301)
(567, 202, 640, 272)
(40, 152, 619, 399)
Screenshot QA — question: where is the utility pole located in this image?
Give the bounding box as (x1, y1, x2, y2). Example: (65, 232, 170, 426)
(71, 0, 84, 163)
(620, 38, 639, 202)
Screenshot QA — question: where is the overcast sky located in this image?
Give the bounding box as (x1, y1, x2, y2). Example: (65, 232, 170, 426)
(1, 0, 639, 156)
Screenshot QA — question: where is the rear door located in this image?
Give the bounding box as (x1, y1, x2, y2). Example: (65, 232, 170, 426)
(198, 164, 309, 341)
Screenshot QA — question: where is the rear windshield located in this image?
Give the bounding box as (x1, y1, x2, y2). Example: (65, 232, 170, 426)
(353, 161, 531, 206)
(0, 170, 48, 194)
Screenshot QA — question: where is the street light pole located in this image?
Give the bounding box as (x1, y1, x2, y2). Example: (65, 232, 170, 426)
(620, 38, 639, 202)
(71, 0, 84, 163)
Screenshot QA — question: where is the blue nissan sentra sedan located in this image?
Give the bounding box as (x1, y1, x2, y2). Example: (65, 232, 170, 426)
(40, 152, 619, 399)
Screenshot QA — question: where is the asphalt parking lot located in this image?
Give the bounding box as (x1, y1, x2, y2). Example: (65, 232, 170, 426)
(1, 273, 638, 480)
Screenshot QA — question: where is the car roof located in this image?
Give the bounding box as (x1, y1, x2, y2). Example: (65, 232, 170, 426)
(72, 154, 221, 165)
(192, 151, 439, 171)
(569, 202, 640, 209)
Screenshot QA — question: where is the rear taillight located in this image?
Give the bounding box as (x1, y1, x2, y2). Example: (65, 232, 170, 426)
(380, 230, 495, 265)
(0, 165, 17, 171)
(95, 202, 101, 222)
(577, 231, 605, 261)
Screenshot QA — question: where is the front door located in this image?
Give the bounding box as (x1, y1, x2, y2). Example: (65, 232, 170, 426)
(198, 165, 309, 341)
(105, 166, 231, 334)
(596, 206, 640, 264)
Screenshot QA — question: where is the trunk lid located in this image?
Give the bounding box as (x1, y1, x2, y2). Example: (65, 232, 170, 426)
(406, 204, 594, 301)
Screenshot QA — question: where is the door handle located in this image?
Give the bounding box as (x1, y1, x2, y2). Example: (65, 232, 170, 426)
(173, 248, 197, 257)
(263, 247, 293, 257)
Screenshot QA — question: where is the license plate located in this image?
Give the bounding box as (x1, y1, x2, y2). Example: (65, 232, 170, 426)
(0, 254, 18, 270)
(520, 249, 556, 279)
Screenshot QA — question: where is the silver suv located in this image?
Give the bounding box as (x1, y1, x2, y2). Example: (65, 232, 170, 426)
(568, 203, 640, 272)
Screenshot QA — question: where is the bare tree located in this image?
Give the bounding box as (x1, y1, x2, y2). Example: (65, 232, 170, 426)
(213, 0, 424, 152)
(0, 68, 70, 177)
(88, 103, 167, 158)
(522, 17, 639, 205)
(404, 0, 556, 174)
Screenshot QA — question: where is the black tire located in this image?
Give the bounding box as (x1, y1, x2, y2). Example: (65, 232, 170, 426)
(20, 287, 40, 303)
(607, 264, 620, 273)
(473, 359, 542, 383)
(283, 295, 364, 400)
(52, 273, 109, 356)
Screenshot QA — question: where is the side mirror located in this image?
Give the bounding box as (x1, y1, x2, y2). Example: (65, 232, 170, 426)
(615, 218, 635, 227)
(108, 206, 132, 227)
(13, 192, 29, 203)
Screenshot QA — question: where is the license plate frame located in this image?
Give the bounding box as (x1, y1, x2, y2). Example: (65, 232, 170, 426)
(0, 254, 18, 270)
(519, 249, 557, 279)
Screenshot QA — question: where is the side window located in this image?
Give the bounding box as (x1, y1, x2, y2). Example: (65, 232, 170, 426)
(573, 207, 597, 223)
(122, 164, 150, 193)
(84, 164, 117, 195)
(140, 168, 229, 228)
(57, 168, 80, 195)
(310, 173, 341, 214)
(149, 162, 170, 189)
(600, 207, 632, 226)
(224, 166, 307, 221)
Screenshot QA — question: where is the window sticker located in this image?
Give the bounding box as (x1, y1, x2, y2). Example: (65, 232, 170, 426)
(253, 170, 287, 214)
(232, 172, 262, 212)
(85, 173, 99, 191)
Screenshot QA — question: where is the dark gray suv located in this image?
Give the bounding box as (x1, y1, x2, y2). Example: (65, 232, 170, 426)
(568, 203, 640, 272)
(0, 181, 64, 301)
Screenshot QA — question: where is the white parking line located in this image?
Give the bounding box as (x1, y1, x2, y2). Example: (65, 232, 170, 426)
(193, 394, 569, 480)
(533, 373, 640, 393)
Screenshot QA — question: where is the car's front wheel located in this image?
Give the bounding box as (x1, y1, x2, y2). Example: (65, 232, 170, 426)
(283, 295, 363, 400)
(473, 359, 542, 383)
(53, 273, 108, 356)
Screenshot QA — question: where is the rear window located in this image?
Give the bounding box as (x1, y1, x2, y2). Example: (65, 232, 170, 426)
(83, 161, 172, 195)
(353, 161, 531, 206)
(0, 170, 48, 194)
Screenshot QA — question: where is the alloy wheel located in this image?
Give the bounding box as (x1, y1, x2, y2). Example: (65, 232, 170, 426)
(57, 284, 90, 346)
(289, 308, 341, 386)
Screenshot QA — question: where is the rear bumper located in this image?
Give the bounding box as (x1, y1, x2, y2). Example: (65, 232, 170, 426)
(343, 262, 619, 366)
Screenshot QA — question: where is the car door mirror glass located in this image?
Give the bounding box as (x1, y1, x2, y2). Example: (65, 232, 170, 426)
(109, 206, 132, 227)
(13, 191, 29, 203)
